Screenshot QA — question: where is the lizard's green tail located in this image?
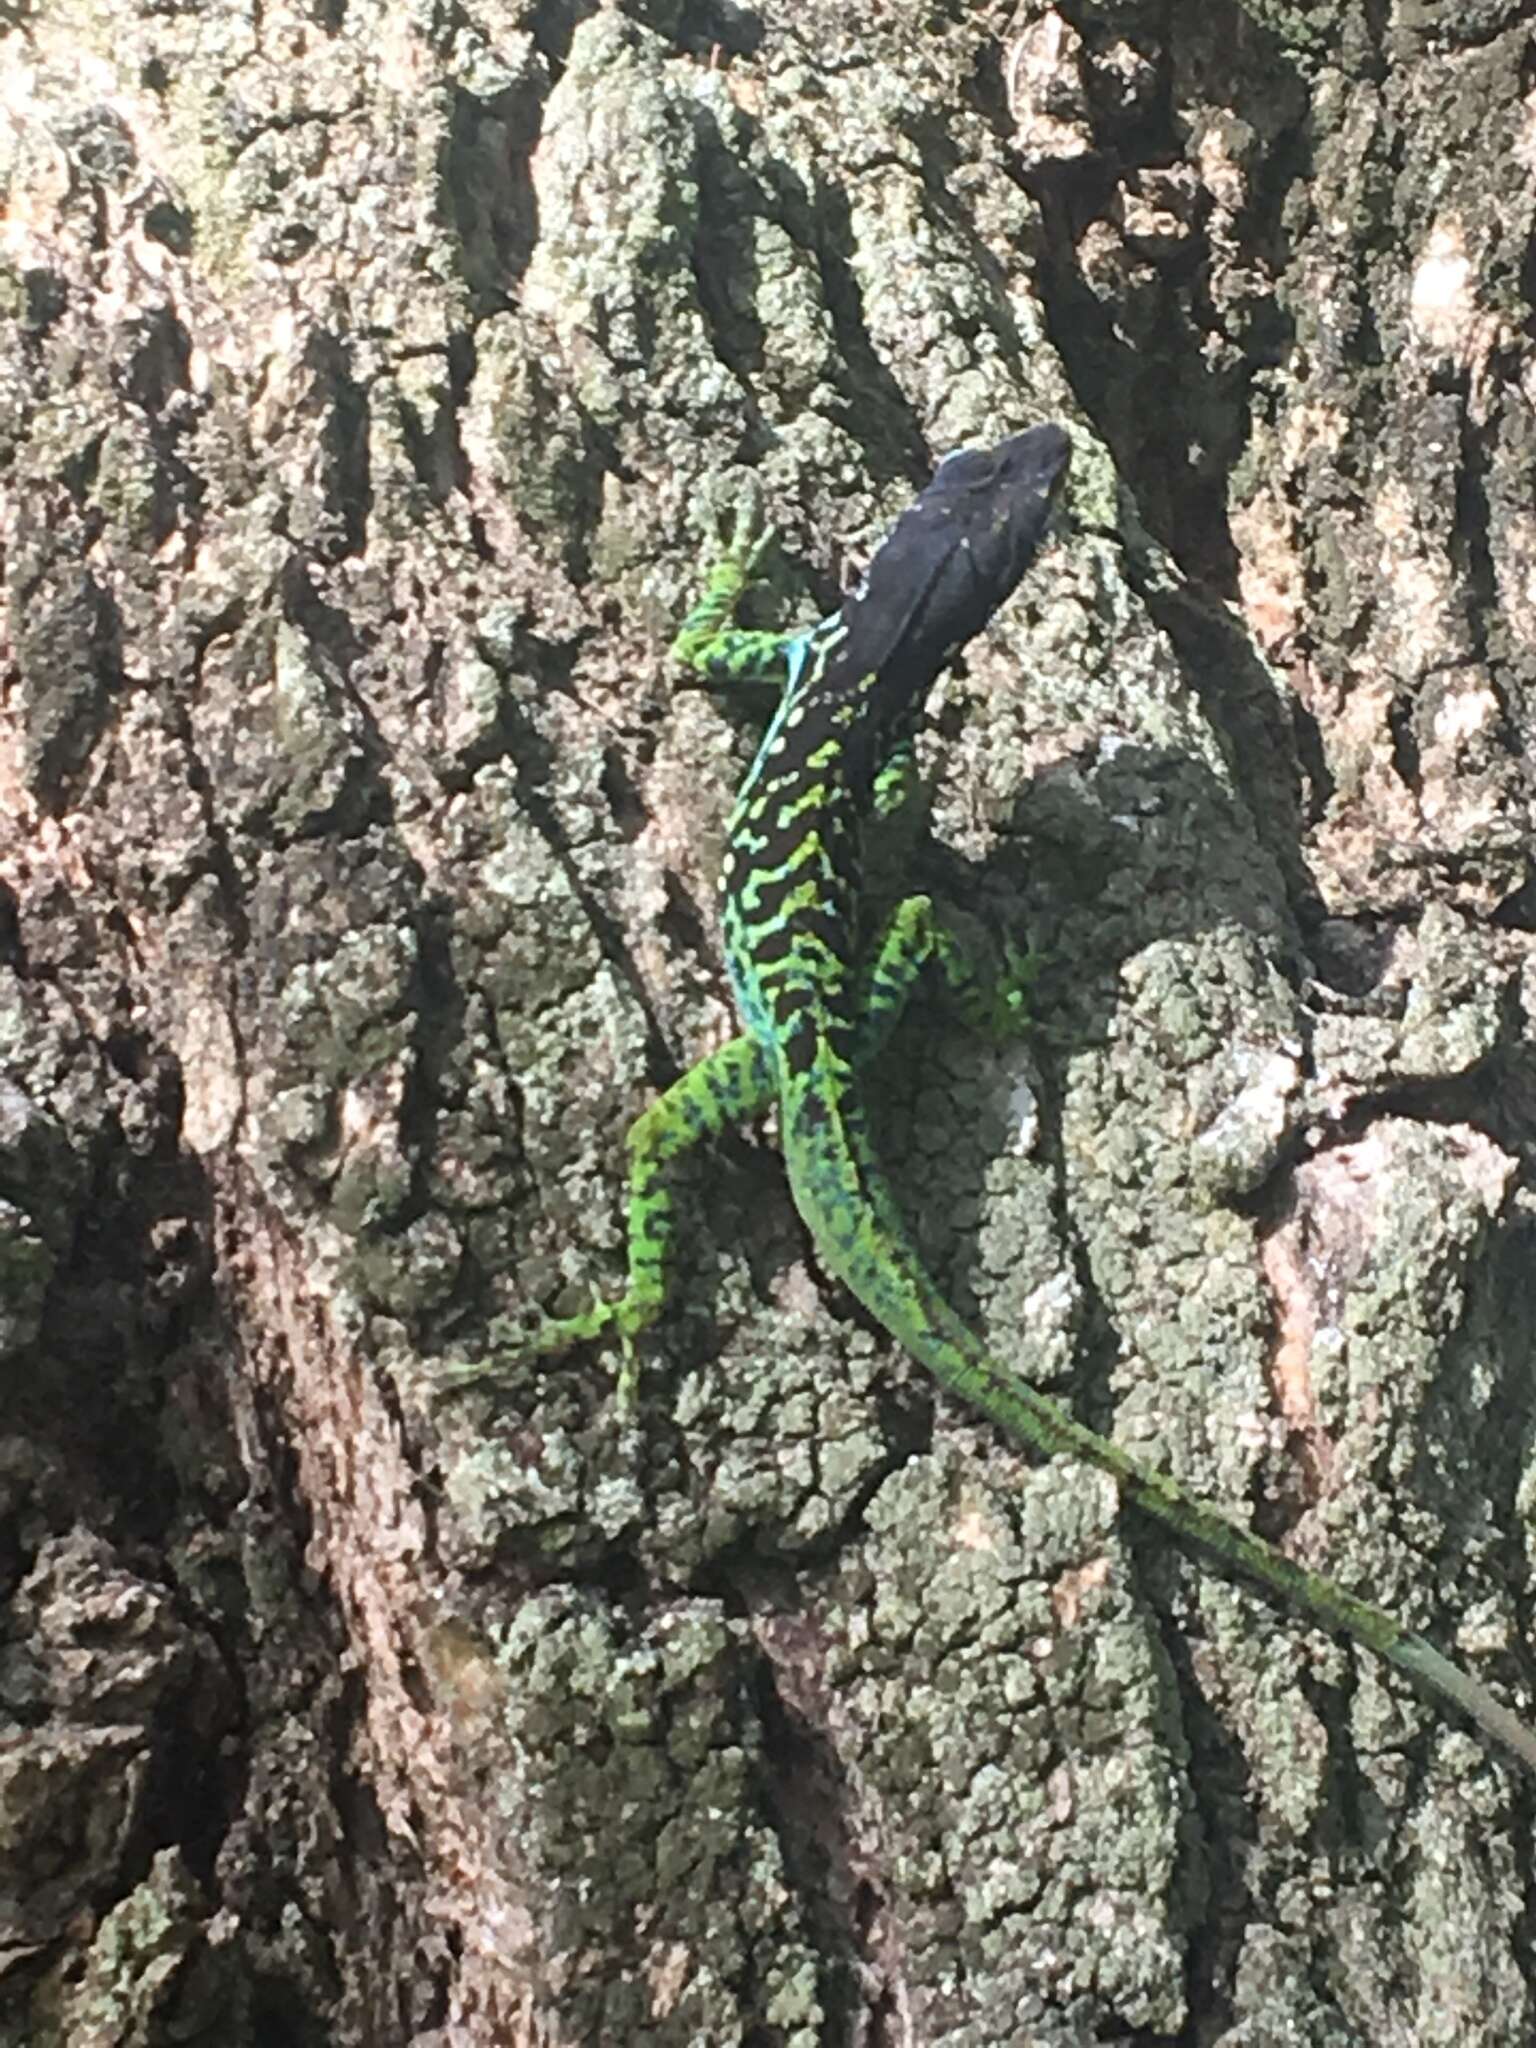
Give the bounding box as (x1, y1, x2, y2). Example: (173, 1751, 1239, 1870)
(938, 1341, 1536, 1772)
(783, 1079, 1536, 1776)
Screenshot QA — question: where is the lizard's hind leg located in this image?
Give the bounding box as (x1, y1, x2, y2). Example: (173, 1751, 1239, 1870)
(435, 1034, 775, 1395)
(608, 1034, 776, 1354)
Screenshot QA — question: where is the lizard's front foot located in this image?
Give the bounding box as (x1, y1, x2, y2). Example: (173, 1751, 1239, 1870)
(701, 470, 775, 578)
(967, 937, 1042, 1042)
(670, 473, 781, 677)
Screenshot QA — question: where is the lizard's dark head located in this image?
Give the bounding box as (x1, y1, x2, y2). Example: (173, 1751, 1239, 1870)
(930, 423, 1072, 592)
(840, 422, 1071, 686)
(913, 419, 1073, 626)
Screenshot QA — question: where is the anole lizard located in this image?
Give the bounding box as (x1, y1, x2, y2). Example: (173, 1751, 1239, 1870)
(441, 424, 1536, 1776)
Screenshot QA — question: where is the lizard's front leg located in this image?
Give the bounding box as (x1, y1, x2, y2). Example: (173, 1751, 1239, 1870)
(671, 477, 802, 687)
(854, 893, 1035, 1067)
(869, 735, 921, 820)
(435, 1034, 775, 1396)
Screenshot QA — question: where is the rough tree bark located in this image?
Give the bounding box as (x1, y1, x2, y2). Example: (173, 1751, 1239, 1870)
(3, 1, 1535, 2043)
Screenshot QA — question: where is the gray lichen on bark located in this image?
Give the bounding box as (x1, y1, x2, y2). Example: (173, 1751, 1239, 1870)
(3, 1, 1536, 2044)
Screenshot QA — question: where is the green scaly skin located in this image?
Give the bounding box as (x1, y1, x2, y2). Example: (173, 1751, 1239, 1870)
(442, 427, 1536, 1777)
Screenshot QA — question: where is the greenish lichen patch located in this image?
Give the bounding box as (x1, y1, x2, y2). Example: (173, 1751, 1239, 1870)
(61, 1850, 242, 2048)
(477, 1590, 826, 2045)
(811, 1442, 1196, 2038)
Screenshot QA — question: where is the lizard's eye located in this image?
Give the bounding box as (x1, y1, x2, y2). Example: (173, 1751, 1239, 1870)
(932, 446, 993, 491)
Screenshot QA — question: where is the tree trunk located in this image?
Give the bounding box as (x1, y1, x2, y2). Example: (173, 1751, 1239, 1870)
(3, 3, 1534, 2042)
